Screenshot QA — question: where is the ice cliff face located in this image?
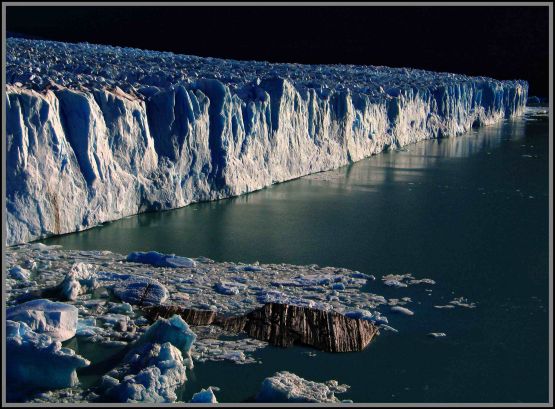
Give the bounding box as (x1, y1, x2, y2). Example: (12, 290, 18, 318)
(6, 38, 528, 245)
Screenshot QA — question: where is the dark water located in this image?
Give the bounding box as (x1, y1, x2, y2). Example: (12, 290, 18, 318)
(42, 115, 550, 403)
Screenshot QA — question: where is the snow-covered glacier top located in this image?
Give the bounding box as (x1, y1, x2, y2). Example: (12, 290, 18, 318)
(6, 37, 524, 99)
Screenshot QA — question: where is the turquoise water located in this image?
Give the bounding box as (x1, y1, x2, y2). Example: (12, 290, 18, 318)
(42, 115, 550, 403)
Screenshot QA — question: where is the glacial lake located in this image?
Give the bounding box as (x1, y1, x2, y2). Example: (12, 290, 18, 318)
(41, 112, 550, 403)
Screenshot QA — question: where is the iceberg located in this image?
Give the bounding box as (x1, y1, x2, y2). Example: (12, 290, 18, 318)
(6, 299, 79, 341)
(98, 315, 197, 402)
(256, 371, 349, 403)
(6, 320, 90, 390)
(189, 387, 218, 403)
(6, 38, 528, 245)
(133, 314, 197, 368)
(100, 342, 187, 403)
(112, 275, 169, 306)
(60, 262, 97, 301)
(8, 265, 30, 281)
(390, 305, 415, 316)
(126, 251, 196, 268)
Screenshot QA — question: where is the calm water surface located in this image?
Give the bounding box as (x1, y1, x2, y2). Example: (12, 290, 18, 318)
(42, 115, 550, 403)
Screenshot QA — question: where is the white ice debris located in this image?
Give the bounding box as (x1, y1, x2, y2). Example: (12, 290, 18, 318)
(189, 387, 218, 403)
(344, 309, 389, 325)
(390, 306, 415, 316)
(100, 342, 187, 403)
(99, 315, 197, 403)
(427, 332, 447, 338)
(214, 281, 246, 295)
(133, 315, 197, 368)
(434, 297, 477, 309)
(8, 265, 30, 281)
(382, 273, 435, 289)
(7, 299, 79, 341)
(256, 371, 350, 403)
(60, 262, 97, 301)
(6, 37, 527, 245)
(7, 320, 90, 390)
(5, 245, 479, 403)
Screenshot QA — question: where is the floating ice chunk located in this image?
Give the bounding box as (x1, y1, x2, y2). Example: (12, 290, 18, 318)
(189, 387, 218, 403)
(29, 243, 63, 250)
(109, 302, 134, 314)
(96, 271, 132, 282)
(220, 350, 246, 362)
(214, 281, 245, 295)
(126, 251, 196, 268)
(134, 315, 197, 368)
(98, 315, 197, 402)
(344, 309, 373, 321)
(383, 280, 408, 288)
(255, 288, 331, 310)
(256, 371, 348, 403)
(427, 332, 447, 338)
(100, 314, 130, 331)
(60, 262, 98, 301)
(8, 265, 30, 281)
(382, 274, 435, 288)
(449, 297, 477, 308)
(344, 309, 388, 325)
(7, 320, 89, 390)
(240, 265, 265, 272)
(101, 342, 187, 403)
(113, 276, 169, 306)
(256, 289, 289, 304)
(76, 318, 106, 338)
(7, 299, 78, 341)
(408, 278, 436, 285)
(349, 272, 375, 280)
(60, 276, 80, 301)
(390, 306, 414, 316)
(23, 259, 38, 270)
(434, 305, 455, 309)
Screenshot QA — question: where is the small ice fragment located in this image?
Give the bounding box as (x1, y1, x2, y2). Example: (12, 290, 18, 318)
(126, 251, 196, 268)
(256, 371, 348, 403)
(390, 306, 414, 316)
(8, 265, 30, 281)
(189, 387, 218, 403)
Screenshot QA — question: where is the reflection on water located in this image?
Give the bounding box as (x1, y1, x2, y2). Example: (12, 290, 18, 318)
(39, 115, 549, 403)
(41, 118, 532, 258)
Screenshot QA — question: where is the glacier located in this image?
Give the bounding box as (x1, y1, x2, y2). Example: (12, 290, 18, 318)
(6, 38, 528, 245)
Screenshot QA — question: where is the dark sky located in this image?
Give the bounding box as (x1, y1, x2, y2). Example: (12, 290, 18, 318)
(6, 5, 550, 95)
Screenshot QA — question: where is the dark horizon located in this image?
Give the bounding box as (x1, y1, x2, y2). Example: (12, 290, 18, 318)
(5, 5, 551, 96)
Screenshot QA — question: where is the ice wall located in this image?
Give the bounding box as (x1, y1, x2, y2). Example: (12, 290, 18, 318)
(6, 38, 528, 245)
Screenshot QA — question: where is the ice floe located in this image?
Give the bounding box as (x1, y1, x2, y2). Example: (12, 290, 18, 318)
(256, 371, 350, 403)
(7, 299, 79, 341)
(7, 320, 90, 390)
(4, 245, 478, 403)
(189, 387, 219, 403)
